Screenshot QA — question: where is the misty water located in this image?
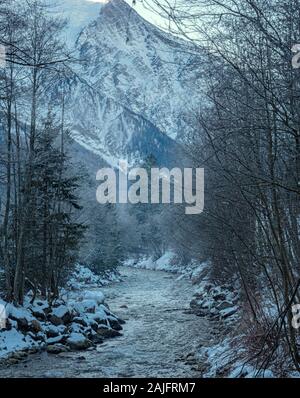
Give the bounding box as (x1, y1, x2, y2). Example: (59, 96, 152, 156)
(0, 267, 211, 378)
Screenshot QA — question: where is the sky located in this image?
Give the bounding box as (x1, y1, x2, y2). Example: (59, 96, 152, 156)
(87, 0, 168, 29)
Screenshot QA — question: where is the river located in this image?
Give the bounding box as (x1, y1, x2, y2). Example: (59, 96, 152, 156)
(0, 267, 211, 378)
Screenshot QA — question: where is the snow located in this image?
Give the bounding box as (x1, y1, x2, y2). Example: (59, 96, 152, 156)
(81, 290, 105, 305)
(195, 337, 274, 378)
(0, 328, 40, 359)
(46, 335, 64, 345)
(80, 299, 98, 313)
(0, 265, 122, 361)
(66, 332, 86, 344)
(58, 0, 204, 168)
(89, 309, 107, 322)
(125, 252, 209, 280)
(55, 0, 104, 43)
(67, 264, 121, 290)
(6, 304, 35, 323)
(52, 305, 69, 319)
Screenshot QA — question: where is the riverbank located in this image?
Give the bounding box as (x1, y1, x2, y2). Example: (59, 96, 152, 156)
(0, 267, 211, 377)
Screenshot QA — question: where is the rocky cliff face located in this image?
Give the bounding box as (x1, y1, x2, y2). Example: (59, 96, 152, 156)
(62, 0, 201, 167)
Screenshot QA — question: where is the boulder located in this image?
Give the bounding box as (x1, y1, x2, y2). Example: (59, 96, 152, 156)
(48, 314, 63, 326)
(69, 322, 84, 334)
(47, 344, 69, 354)
(80, 299, 97, 314)
(50, 305, 72, 325)
(91, 310, 108, 325)
(45, 325, 61, 338)
(90, 334, 104, 345)
(66, 332, 91, 350)
(31, 307, 46, 320)
(81, 291, 105, 305)
(87, 319, 99, 332)
(11, 351, 28, 360)
(97, 326, 122, 338)
(73, 317, 89, 327)
(46, 335, 65, 345)
(107, 316, 122, 331)
(29, 319, 42, 333)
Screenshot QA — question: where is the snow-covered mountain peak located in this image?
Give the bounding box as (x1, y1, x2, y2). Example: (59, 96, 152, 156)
(62, 0, 202, 166)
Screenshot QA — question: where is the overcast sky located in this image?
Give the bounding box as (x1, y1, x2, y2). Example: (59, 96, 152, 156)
(87, 0, 167, 29)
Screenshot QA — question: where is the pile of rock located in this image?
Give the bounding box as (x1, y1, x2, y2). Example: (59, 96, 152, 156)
(0, 289, 124, 362)
(190, 283, 239, 320)
(67, 264, 122, 290)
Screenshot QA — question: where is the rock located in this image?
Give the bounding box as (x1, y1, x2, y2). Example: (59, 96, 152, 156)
(97, 326, 122, 338)
(69, 323, 84, 334)
(73, 317, 89, 327)
(31, 307, 46, 320)
(57, 325, 67, 334)
(27, 347, 39, 355)
(46, 335, 65, 345)
(116, 317, 126, 325)
(45, 325, 61, 338)
(2, 319, 12, 331)
(51, 305, 72, 325)
(32, 331, 46, 342)
(66, 333, 91, 350)
(80, 299, 98, 314)
(217, 301, 234, 311)
(11, 351, 28, 360)
(120, 305, 128, 309)
(87, 318, 99, 331)
(6, 358, 20, 365)
(47, 344, 69, 354)
(91, 310, 108, 325)
(195, 309, 210, 317)
(48, 314, 63, 326)
(81, 291, 105, 305)
(29, 319, 42, 333)
(190, 298, 200, 309)
(107, 316, 122, 331)
(17, 318, 29, 331)
(90, 334, 104, 344)
(7, 305, 35, 332)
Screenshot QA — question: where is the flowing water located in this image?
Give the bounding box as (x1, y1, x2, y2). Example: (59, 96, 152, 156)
(0, 267, 212, 378)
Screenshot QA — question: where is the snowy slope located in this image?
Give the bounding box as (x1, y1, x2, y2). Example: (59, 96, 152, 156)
(61, 0, 202, 167)
(56, 0, 105, 42)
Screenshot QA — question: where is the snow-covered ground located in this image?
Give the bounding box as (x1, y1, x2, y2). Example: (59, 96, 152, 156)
(123, 251, 208, 278)
(0, 265, 123, 363)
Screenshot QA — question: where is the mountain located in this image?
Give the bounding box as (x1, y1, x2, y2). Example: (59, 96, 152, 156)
(61, 0, 201, 168)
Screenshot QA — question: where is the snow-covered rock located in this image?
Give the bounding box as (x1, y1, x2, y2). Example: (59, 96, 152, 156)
(80, 299, 98, 314)
(0, 283, 124, 362)
(67, 264, 121, 290)
(66, 332, 91, 350)
(80, 291, 105, 305)
(50, 305, 73, 325)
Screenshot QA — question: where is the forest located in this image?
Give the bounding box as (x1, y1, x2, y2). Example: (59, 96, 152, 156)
(0, 0, 300, 378)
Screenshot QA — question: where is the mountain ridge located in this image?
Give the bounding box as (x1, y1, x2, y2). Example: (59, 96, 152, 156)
(61, 0, 201, 167)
